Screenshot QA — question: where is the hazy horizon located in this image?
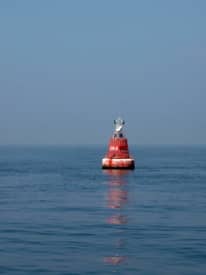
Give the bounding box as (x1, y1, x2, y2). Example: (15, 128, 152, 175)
(0, 1, 206, 145)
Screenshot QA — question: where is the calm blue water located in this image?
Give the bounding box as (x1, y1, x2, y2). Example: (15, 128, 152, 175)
(0, 145, 206, 275)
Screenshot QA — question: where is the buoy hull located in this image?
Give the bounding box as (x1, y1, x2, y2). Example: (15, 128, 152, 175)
(102, 158, 135, 169)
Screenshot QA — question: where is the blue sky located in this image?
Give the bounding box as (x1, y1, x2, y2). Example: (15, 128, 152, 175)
(0, 0, 206, 145)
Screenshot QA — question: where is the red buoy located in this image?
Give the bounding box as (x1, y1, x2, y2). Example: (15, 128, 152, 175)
(102, 118, 135, 169)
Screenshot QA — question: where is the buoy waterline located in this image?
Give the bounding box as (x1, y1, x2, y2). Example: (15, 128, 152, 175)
(102, 118, 135, 169)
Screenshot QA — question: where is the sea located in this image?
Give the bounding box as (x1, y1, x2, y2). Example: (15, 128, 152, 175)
(0, 145, 206, 275)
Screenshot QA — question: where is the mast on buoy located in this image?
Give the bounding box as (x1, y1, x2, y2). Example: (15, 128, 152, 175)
(102, 118, 135, 169)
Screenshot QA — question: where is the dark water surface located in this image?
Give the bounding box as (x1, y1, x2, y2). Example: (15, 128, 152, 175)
(0, 146, 206, 275)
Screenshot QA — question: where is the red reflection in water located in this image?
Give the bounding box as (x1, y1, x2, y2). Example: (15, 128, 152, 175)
(103, 169, 131, 267)
(107, 214, 127, 225)
(108, 189, 128, 209)
(104, 256, 126, 265)
(103, 169, 130, 177)
(106, 169, 128, 209)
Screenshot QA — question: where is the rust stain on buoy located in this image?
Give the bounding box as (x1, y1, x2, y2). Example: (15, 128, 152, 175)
(102, 118, 135, 169)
